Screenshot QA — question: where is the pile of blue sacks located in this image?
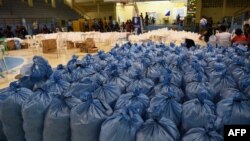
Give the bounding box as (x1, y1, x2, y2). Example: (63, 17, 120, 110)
(0, 41, 250, 141)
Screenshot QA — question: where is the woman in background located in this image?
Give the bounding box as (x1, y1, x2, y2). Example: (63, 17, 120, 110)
(231, 28, 247, 45)
(243, 23, 250, 47)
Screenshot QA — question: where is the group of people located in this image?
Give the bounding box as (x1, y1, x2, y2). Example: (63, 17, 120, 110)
(0, 25, 27, 39)
(199, 17, 250, 48)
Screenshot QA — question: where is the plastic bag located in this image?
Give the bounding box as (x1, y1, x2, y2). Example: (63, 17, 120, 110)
(29, 56, 53, 79)
(126, 69, 154, 95)
(147, 94, 182, 126)
(22, 86, 54, 141)
(185, 81, 215, 101)
(106, 70, 130, 93)
(45, 71, 71, 95)
(216, 94, 250, 130)
(65, 78, 97, 98)
(92, 78, 121, 107)
(153, 73, 184, 102)
(0, 92, 8, 141)
(136, 117, 180, 141)
(182, 93, 216, 133)
(73, 61, 96, 81)
(239, 74, 250, 97)
(99, 108, 143, 141)
(209, 67, 237, 95)
(71, 92, 113, 141)
(115, 89, 149, 115)
(43, 95, 81, 141)
(182, 128, 223, 141)
(0, 82, 33, 141)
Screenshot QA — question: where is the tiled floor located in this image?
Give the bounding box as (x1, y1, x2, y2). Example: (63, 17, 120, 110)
(0, 44, 113, 89)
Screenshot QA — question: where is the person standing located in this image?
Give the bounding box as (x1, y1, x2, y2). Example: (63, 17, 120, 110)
(140, 13, 144, 26)
(145, 12, 149, 26)
(176, 14, 181, 24)
(200, 16, 207, 33)
(243, 23, 250, 47)
(231, 28, 247, 44)
(215, 25, 231, 47)
(32, 19, 39, 35)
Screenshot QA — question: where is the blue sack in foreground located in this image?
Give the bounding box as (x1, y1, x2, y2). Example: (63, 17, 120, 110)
(30, 56, 53, 79)
(22, 86, 54, 141)
(126, 69, 154, 95)
(71, 92, 113, 141)
(239, 74, 250, 97)
(136, 117, 180, 141)
(106, 70, 130, 93)
(0, 92, 8, 141)
(182, 93, 216, 133)
(93, 78, 121, 107)
(99, 108, 143, 141)
(115, 89, 149, 115)
(153, 73, 184, 102)
(0, 82, 33, 141)
(182, 128, 223, 141)
(148, 94, 182, 126)
(45, 71, 71, 95)
(43, 95, 81, 141)
(216, 94, 250, 130)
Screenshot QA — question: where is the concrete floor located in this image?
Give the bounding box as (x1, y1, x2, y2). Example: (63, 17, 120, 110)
(0, 43, 114, 89)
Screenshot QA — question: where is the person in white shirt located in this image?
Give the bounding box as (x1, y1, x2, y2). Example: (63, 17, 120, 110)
(215, 25, 231, 47)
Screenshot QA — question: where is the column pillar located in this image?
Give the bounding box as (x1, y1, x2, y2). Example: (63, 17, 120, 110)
(97, 4, 100, 18)
(0, 0, 3, 6)
(195, 0, 202, 23)
(52, 0, 56, 8)
(45, 0, 48, 4)
(222, 0, 226, 17)
(28, 0, 33, 7)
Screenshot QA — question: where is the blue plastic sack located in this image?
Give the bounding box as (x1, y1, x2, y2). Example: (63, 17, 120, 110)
(147, 94, 182, 126)
(30, 56, 53, 79)
(216, 94, 250, 130)
(0, 82, 33, 141)
(160, 68, 183, 88)
(45, 71, 71, 95)
(71, 92, 113, 141)
(182, 93, 216, 133)
(209, 67, 237, 95)
(22, 86, 54, 141)
(89, 64, 109, 81)
(126, 69, 154, 95)
(65, 78, 97, 98)
(153, 73, 184, 102)
(184, 71, 208, 86)
(92, 78, 121, 107)
(99, 108, 143, 141)
(239, 74, 250, 97)
(73, 61, 96, 81)
(66, 55, 79, 71)
(43, 95, 81, 141)
(115, 89, 149, 115)
(106, 69, 130, 93)
(0, 92, 8, 141)
(182, 128, 223, 141)
(136, 117, 180, 141)
(219, 88, 242, 100)
(185, 81, 215, 101)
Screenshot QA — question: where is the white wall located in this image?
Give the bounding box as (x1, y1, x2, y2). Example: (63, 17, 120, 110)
(116, 1, 187, 24)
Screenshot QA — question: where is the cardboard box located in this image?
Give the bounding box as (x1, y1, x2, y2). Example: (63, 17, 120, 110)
(67, 41, 74, 49)
(21, 42, 28, 49)
(80, 38, 97, 53)
(42, 39, 57, 53)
